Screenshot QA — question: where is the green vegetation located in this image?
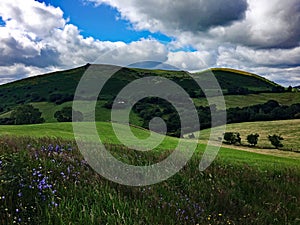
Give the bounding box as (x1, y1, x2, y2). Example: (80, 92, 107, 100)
(268, 134, 284, 149)
(247, 133, 260, 146)
(0, 65, 299, 223)
(223, 132, 241, 145)
(54, 106, 83, 122)
(0, 64, 284, 114)
(193, 92, 300, 109)
(10, 105, 44, 125)
(0, 132, 299, 224)
(196, 119, 300, 151)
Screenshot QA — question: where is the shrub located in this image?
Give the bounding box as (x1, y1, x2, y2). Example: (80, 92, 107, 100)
(247, 133, 259, 146)
(10, 105, 45, 125)
(223, 132, 241, 145)
(268, 134, 284, 148)
(54, 107, 83, 122)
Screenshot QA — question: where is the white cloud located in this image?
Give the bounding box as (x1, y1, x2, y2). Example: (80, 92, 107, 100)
(0, 0, 299, 86)
(0, 0, 169, 83)
(88, 0, 248, 33)
(217, 46, 300, 68)
(166, 51, 215, 71)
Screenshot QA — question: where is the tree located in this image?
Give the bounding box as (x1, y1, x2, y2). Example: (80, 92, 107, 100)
(54, 107, 83, 122)
(223, 132, 241, 145)
(247, 133, 259, 146)
(268, 134, 284, 148)
(10, 105, 45, 125)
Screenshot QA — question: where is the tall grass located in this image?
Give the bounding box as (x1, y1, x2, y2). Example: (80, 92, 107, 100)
(0, 135, 299, 224)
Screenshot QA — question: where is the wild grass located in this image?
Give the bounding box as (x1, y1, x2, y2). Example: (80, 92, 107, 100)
(0, 135, 299, 224)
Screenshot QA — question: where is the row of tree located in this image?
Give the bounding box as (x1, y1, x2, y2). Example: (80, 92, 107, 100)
(131, 98, 300, 137)
(223, 132, 284, 148)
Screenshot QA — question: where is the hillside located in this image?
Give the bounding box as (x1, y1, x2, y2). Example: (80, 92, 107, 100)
(0, 64, 282, 112)
(1, 64, 299, 137)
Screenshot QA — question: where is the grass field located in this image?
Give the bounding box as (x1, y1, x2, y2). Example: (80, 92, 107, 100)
(192, 119, 300, 152)
(0, 121, 299, 224)
(194, 92, 300, 109)
(0, 132, 299, 224)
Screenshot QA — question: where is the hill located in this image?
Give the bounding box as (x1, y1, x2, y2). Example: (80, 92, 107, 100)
(1, 64, 299, 136)
(0, 64, 282, 112)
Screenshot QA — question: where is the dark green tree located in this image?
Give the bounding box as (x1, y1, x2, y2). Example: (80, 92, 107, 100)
(268, 134, 284, 148)
(54, 107, 83, 122)
(247, 133, 259, 146)
(10, 105, 45, 125)
(223, 132, 241, 145)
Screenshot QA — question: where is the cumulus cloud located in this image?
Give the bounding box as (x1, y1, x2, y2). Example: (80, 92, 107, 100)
(166, 51, 216, 71)
(209, 0, 300, 49)
(89, 0, 300, 50)
(0, 64, 52, 85)
(0, 0, 299, 86)
(88, 0, 248, 33)
(0, 0, 170, 83)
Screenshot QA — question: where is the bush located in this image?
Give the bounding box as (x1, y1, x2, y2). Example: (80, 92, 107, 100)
(0, 117, 15, 125)
(268, 134, 284, 148)
(54, 107, 83, 122)
(247, 133, 259, 146)
(10, 105, 45, 125)
(223, 132, 241, 145)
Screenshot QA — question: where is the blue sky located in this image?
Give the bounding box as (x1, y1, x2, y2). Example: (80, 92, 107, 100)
(0, 0, 299, 86)
(38, 0, 172, 43)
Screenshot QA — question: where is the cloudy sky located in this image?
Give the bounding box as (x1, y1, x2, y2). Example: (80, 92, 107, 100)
(0, 0, 299, 86)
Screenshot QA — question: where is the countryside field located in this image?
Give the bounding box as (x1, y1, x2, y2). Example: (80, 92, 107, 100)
(194, 119, 300, 152)
(0, 123, 300, 224)
(0, 65, 299, 225)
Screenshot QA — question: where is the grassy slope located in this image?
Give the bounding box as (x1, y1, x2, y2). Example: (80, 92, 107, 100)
(0, 122, 299, 165)
(194, 119, 300, 151)
(0, 122, 299, 224)
(0, 64, 281, 111)
(1, 91, 300, 122)
(194, 92, 300, 109)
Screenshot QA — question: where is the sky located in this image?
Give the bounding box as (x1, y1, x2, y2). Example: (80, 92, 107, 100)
(0, 0, 299, 86)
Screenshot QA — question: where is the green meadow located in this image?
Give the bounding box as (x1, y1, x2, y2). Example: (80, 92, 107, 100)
(0, 121, 300, 224)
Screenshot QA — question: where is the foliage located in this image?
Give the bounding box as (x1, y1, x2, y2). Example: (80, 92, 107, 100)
(268, 134, 284, 148)
(10, 104, 45, 125)
(54, 107, 83, 122)
(247, 133, 259, 146)
(0, 64, 282, 114)
(0, 136, 299, 224)
(223, 132, 241, 145)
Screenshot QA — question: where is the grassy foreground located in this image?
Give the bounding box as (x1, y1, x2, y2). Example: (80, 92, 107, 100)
(0, 123, 299, 224)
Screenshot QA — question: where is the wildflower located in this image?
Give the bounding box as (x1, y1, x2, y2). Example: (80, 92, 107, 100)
(17, 192, 22, 197)
(55, 145, 60, 152)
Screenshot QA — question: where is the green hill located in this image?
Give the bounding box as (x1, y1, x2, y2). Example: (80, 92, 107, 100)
(0, 64, 282, 112)
(1, 64, 299, 136)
